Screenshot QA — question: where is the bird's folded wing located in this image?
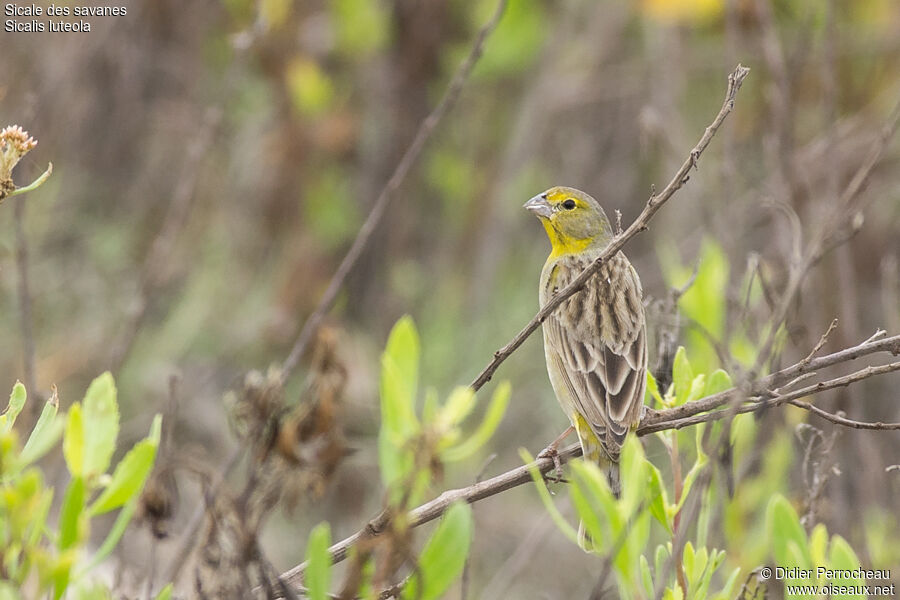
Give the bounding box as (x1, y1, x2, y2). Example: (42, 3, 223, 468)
(545, 263, 647, 451)
(547, 318, 646, 449)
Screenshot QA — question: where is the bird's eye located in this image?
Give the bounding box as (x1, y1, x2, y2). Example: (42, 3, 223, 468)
(562, 199, 577, 210)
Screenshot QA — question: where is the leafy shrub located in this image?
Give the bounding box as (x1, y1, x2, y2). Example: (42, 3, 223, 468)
(0, 374, 163, 599)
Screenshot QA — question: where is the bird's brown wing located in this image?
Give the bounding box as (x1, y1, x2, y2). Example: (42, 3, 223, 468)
(545, 254, 647, 456)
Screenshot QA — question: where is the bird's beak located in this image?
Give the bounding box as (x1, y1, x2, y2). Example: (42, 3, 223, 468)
(524, 194, 553, 218)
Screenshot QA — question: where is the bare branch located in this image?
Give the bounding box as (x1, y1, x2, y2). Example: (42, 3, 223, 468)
(108, 108, 222, 373)
(751, 96, 900, 373)
(280, 0, 511, 382)
(801, 318, 838, 365)
(787, 399, 900, 431)
(14, 196, 36, 397)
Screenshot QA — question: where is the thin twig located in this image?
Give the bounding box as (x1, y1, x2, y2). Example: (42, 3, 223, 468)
(751, 96, 900, 374)
(108, 108, 222, 373)
(642, 360, 900, 435)
(162, 446, 244, 586)
(645, 333, 900, 428)
(470, 64, 750, 394)
(787, 399, 900, 431)
(280, 0, 510, 382)
(801, 318, 838, 365)
(14, 195, 36, 397)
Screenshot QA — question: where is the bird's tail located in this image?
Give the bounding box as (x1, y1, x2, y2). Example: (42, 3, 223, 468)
(577, 435, 621, 552)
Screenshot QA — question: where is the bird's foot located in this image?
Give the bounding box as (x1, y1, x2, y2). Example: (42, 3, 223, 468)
(538, 445, 565, 483)
(538, 425, 575, 483)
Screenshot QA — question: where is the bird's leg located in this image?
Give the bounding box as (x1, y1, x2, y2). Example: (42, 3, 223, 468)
(538, 425, 575, 482)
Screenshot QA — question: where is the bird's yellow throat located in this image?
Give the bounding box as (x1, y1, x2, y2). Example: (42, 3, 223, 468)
(540, 218, 596, 260)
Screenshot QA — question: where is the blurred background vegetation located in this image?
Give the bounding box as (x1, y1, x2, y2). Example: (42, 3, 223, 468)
(2, 0, 899, 596)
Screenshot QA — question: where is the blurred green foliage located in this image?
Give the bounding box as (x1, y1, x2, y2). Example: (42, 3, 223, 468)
(0, 377, 162, 599)
(303, 316, 508, 597)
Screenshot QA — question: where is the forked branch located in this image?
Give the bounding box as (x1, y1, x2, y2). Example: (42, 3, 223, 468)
(280, 330, 900, 588)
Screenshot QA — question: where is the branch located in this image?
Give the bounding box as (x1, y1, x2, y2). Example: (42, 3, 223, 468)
(469, 64, 750, 393)
(279, 330, 900, 587)
(280, 0, 510, 382)
(640, 360, 900, 435)
(14, 195, 36, 397)
(787, 399, 900, 431)
(642, 332, 900, 427)
(108, 108, 222, 373)
(750, 96, 900, 373)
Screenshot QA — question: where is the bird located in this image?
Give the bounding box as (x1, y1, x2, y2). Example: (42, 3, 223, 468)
(524, 186, 647, 514)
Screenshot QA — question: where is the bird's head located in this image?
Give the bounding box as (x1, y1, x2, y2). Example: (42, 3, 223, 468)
(524, 186, 613, 257)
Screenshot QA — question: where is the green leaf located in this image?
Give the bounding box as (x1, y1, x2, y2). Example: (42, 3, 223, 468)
(663, 584, 684, 600)
(519, 449, 578, 543)
(77, 497, 138, 575)
(704, 369, 732, 397)
(672, 347, 693, 405)
(570, 460, 620, 530)
(442, 381, 510, 462)
(89, 437, 158, 516)
(154, 584, 173, 600)
(569, 463, 612, 552)
(52, 550, 76, 600)
(285, 58, 334, 117)
(687, 374, 706, 403)
(81, 372, 120, 478)
(828, 535, 865, 599)
(379, 317, 421, 488)
(675, 462, 706, 515)
(59, 477, 86, 550)
(330, 0, 390, 57)
(689, 545, 709, 592)
(640, 555, 654, 599)
(729, 412, 757, 466)
(63, 403, 84, 476)
(0, 581, 23, 600)
(1, 382, 27, 433)
(645, 371, 663, 406)
(148, 413, 162, 444)
(620, 435, 648, 516)
(422, 388, 439, 425)
(655, 543, 671, 583)
(696, 483, 713, 549)
(646, 461, 672, 534)
(439, 386, 476, 428)
(27, 488, 54, 547)
(766, 495, 812, 569)
(809, 523, 828, 566)
(712, 567, 742, 600)
(21, 392, 62, 466)
(305, 522, 332, 600)
(402, 502, 472, 600)
(683, 541, 696, 586)
(382, 316, 420, 419)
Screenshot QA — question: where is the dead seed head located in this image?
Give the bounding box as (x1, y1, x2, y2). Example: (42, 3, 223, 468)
(0, 124, 39, 200)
